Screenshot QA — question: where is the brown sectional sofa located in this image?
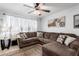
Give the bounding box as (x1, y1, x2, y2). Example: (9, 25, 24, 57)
(17, 32, 79, 56)
(17, 32, 40, 48)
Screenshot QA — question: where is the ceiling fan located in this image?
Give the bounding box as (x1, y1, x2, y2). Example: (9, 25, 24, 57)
(24, 3, 50, 16)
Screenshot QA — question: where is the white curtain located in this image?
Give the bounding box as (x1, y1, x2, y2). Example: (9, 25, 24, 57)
(0, 15, 37, 40)
(20, 18, 29, 32)
(28, 20, 37, 32)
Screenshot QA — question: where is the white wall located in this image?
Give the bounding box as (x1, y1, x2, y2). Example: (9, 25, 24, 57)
(41, 5, 79, 36)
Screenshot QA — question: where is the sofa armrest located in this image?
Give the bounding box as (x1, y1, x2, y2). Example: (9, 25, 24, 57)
(70, 39, 79, 56)
(70, 39, 79, 51)
(16, 38, 23, 48)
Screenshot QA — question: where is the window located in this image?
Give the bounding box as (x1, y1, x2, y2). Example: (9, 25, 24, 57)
(0, 15, 37, 39)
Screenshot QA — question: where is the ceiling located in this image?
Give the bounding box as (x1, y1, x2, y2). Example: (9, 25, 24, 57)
(0, 3, 78, 18)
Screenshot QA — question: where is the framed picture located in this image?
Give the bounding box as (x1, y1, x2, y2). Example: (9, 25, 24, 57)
(48, 16, 65, 27)
(74, 14, 79, 28)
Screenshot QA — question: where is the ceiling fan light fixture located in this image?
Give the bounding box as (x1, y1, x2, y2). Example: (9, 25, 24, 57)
(34, 10, 42, 16)
(24, 3, 50, 16)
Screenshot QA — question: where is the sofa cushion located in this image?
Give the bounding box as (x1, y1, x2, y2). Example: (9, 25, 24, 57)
(43, 39, 52, 43)
(64, 36, 76, 46)
(39, 38, 52, 44)
(25, 32, 37, 38)
(22, 37, 38, 44)
(50, 33, 59, 41)
(43, 32, 51, 39)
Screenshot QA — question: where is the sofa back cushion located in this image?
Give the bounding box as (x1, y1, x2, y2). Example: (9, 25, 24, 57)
(43, 32, 51, 39)
(50, 33, 59, 41)
(43, 32, 59, 41)
(25, 32, 37, 38)
(43, 32, 77, 41)
(59, 33, 77, 38)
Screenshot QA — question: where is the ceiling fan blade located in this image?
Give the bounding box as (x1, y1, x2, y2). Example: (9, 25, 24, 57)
(41, 9, 50, 12)
(28, 10, 34, 14)
(24, 4, 34, 9)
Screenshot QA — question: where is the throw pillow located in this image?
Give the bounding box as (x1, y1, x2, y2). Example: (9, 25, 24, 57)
(64, 36, 76, 46)
(23, 33, 28, 39)
(37, 32, 43, 38)
(57, 35, 67, 44)
(20, 33, 25, 39)
(16, 34, 21, 38)
(20, 33, 28, 39)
